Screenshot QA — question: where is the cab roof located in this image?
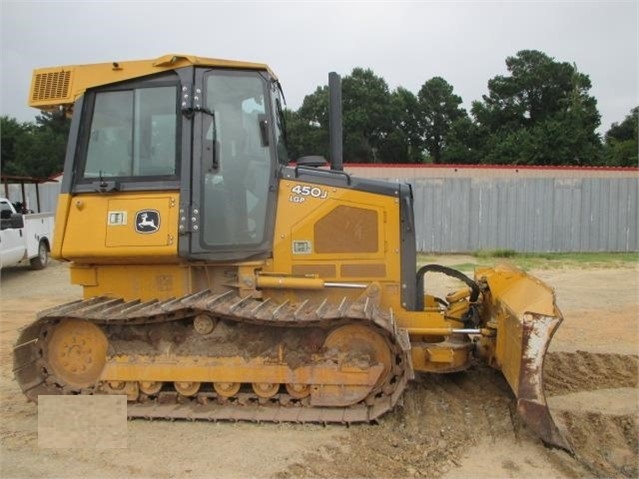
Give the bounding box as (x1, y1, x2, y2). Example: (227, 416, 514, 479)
(29, 53, 276, 112)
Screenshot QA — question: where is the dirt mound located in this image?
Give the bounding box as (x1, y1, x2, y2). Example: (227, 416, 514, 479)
(544, 351, 638, 395)
(546, 351, 639, 478)
(280, 352, 638, 479)
(559, 410, 638, 478)
(279, 365, 527, 478)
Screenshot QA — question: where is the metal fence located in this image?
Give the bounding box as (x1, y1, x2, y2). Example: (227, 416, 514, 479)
(407, 177, 639, 253)
(359, 172, 639, 253)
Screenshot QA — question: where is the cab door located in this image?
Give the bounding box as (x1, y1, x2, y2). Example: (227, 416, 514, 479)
(186, 68, 279, 261)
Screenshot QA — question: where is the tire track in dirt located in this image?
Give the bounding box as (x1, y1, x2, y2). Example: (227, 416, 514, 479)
(279, 365, 525, 478)
(281, 351, 638, 478)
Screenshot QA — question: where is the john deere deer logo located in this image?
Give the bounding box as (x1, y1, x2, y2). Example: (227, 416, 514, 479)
(135, 210, 160, 234)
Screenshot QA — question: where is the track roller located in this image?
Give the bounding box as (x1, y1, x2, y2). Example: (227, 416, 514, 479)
(213, 382, 241, 398)
(252, 382, 279, 398)
(285, 383, 310, 399)
(174, 381, 200, 397)
(139, 381, 163, 395)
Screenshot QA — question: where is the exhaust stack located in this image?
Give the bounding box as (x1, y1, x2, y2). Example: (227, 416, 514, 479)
(328, 72, 343, 171)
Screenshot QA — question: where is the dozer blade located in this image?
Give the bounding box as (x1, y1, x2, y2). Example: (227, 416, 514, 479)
(477, 265, 572, 453)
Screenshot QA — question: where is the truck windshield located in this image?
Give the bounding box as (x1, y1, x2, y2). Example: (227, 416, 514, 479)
(83, 85, 178, 178)
(200, 70, 272, 247)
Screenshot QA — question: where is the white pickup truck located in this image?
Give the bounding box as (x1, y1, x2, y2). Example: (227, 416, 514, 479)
(0, 197, 54, 270)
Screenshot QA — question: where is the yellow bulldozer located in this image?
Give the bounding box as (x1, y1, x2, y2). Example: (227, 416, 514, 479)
(13, 54, 569, 451)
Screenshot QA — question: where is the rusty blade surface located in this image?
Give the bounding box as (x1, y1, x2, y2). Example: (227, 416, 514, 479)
(517, 312, 573, 453)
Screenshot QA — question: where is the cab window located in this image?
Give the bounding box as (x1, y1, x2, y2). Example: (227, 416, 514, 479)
(83, 85, 178, 179)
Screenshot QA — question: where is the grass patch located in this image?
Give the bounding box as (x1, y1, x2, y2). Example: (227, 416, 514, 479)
(441, 262, 477, 273)
(474, 249, 518, 258)
(417, 251, 638, 271)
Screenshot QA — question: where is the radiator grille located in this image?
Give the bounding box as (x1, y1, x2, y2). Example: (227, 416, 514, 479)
(31, 70, 71, 103)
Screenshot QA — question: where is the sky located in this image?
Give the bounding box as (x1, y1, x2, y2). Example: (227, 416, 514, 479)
(1, 1, 637, 135)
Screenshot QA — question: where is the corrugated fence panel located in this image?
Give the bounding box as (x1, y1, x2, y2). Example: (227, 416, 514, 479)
(369, 175, 638, 253)
(627, 179, 639, 251)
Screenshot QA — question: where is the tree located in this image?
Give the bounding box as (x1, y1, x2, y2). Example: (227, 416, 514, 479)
(1, 116, 30, 173)
(284, 68, 395, 163)
(603, 107, 638, 167)
(2, 112, 70, 178)
(417, 77, 466, 163)
(284, 85, 330, 162)
(378, 87, 424, 163)
(342, 68, 394, 163)
(441, 116, 482, 164)
(471, 50, 602, 165)
(284, 51, 611, 166)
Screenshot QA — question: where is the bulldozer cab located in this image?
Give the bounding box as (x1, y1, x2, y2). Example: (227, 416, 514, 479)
(67, 65, 287, 261)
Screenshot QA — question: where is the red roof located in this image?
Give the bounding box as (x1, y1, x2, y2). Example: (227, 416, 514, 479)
(343, 163, 639, 171)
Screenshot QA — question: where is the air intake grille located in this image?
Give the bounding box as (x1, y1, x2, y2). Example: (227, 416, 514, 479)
(31, 71, 71, 103)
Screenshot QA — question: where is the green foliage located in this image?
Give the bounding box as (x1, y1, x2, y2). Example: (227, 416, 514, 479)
(341, 68, 394, 163)
(283, 50, 635, 166)
(603, 107, 638, 167)
(284, 98, 330, 162)
(441, 116, 484, 164)
(287, 69, 449, 164)
(474, 249, 518, 258)
(1, 112, 70, 178)
(471, 50, 603, 165)
(417, 77, 466, 163)
(1, 116, 30, 173)
(382, 87, 424, 163)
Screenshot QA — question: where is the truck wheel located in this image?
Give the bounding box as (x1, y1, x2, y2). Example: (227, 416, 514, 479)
(30, 240, 49, 270)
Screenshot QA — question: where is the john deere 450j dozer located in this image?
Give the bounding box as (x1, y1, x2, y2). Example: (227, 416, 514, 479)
(14, 54, 570, 451)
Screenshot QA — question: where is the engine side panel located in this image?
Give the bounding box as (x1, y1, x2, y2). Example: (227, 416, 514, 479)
(266, 178, 402, 288)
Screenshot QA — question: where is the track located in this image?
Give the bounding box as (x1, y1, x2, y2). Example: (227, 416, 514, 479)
(13, 285, 413, 424)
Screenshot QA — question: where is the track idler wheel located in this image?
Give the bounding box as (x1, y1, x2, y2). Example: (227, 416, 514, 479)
(323, 324, 393, 387)
(46, 318, 108, 388)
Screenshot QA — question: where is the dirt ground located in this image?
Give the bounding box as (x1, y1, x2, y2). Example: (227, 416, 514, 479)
(0, 258, 637, 479)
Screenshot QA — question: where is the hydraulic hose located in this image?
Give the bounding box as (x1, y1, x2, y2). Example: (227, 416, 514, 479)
(415, 264, 481, 313)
